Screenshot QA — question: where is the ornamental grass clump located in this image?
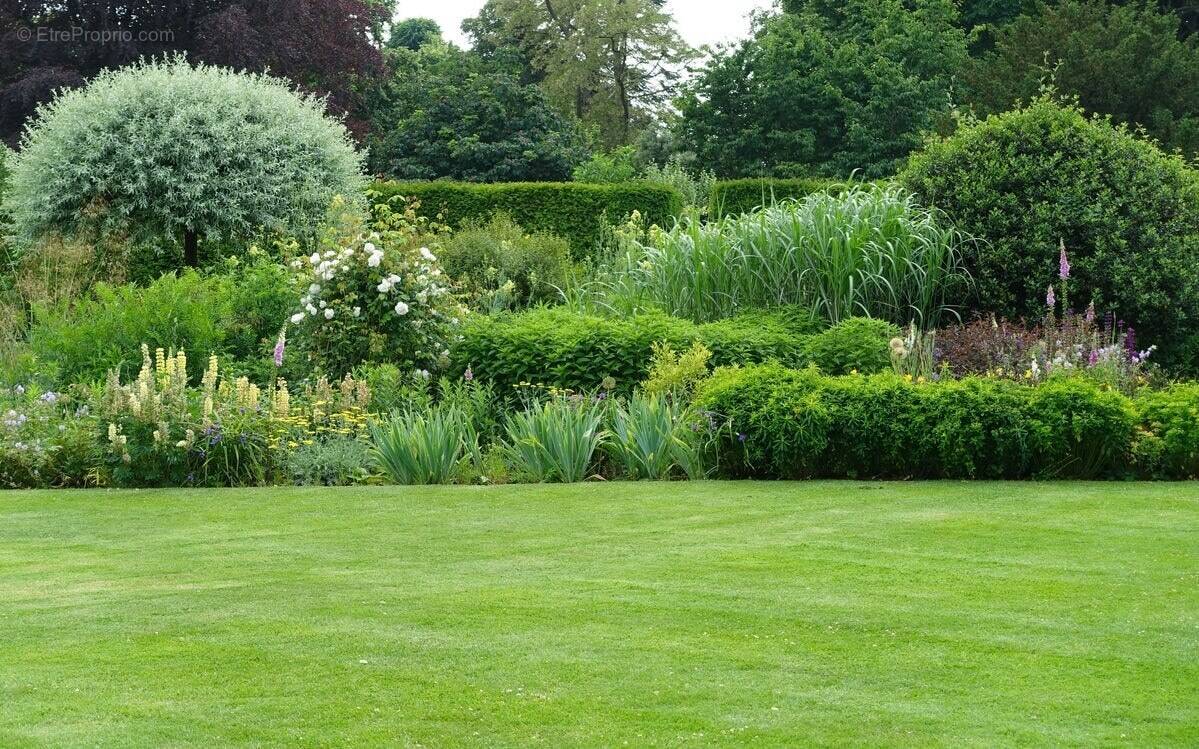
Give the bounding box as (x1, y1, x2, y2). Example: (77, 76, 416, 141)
(502, 396, 607, 483)
(369, 405, 478, 485)
(583, 183, 969, 328)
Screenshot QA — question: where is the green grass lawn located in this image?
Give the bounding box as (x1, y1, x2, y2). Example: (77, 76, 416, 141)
(1, 482, 1196, 747)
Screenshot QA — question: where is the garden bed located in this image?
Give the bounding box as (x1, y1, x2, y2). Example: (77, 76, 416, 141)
(1, 482, 1196, 745)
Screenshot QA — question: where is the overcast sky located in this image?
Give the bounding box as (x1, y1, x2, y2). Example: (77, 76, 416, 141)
(397, 0, 775, 50)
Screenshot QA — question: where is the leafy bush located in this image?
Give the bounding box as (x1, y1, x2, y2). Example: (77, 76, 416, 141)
(440, 215, 573, 312)
(1133, 384, 1199, 479)
(369, 181, 683, 257)
(4, 57, 363, 268)
(642, 157, 716, 214)
(586, 183, 969, 327)
(502, 396, 606, 483)
(709, 178, 837, 218)
(801, 317, 900, 375)
(283, 197, 467, 379)
(696, 365, 1137, 479)
(453, 308, 831, 396)
(572, 146, 639, 184)
(901, 98, 1199, 371)
(28, 254, 293, 385)
(0, 384, 99, 489)
(280, 437, 373, 486)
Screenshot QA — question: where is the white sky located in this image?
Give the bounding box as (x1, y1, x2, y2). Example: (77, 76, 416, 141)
(396, 0, 775, 50)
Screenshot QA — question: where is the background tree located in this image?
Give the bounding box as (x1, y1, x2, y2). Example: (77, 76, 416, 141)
(386, 17, 441, 51)
(964, 0, 1199, 156)
(0, 0, 387, 146)
(677, 0, 966, 178)
(4, 58, 364, 268)
(366, 45, 589, 182)
(463, 0, 692, 147)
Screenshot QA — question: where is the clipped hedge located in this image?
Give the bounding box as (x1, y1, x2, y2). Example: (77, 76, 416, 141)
(451, 308, 895, 395)
(708, 178, 837, 218)
(369, 181, 683, 256)
(696, 364, 1143, 480)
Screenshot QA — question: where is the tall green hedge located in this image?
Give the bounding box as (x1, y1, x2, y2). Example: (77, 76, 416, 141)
(369, 181, 683, 256)
(708, 178, 837, 217)
(451, 308, 895, 395)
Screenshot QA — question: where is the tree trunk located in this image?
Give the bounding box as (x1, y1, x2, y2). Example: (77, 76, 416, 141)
(183, 229, 199, 268)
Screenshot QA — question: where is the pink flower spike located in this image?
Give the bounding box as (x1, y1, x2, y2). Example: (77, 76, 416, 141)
(1058, 239, 1070, 280)
(1046, 284, 1056, 309)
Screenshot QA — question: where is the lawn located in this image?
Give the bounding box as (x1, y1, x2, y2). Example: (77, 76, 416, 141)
(1, 482, 1196, 747)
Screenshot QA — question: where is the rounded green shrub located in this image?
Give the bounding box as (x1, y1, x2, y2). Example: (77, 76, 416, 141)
(801, 317, 900, 375)
(901, 98, 1199, 370)
(4, 57, 364, 268)
(440, 216, 573, 312)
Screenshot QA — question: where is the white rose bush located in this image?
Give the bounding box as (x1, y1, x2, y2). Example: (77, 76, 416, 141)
(283, 199, 467, 377)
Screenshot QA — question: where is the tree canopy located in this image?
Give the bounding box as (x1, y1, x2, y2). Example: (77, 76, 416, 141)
(964, 0, 1199, 157)
(4, 58, 364, 267)
(676, 0, 966, 178)
(0, 0, 386, 145)
(366, 45, 590, 182)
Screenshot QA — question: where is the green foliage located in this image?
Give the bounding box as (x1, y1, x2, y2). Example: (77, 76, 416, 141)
(801, 317, 900, 375)
(900, 98, 1199, 369)
(284, 198, 467, 379)
(965, 1, 1199, 157)
(603, 393, 706, 480)
(1133, 384, 1199, 479)
(502, 396, 606, 483)
(708, 178, 839, 218)
(440, 215, 573, 312)
(0, 385, 99, 489)
(27, 256, 293, 386)
(696, 365, 1138, 479)
(642, 342, 712, 398)
(386, 17, 442, 50)
(5, 57, 363, 266)
(641, 157, 717, 214)
(453, 308, 892, 396)
(463, 0, 693, 148)
(585, 183, 969, 328)
(573, 147, 640, 183)
(370, 406, 477, 485)
(369, 181, 683, 257)
(367, 45, 588, 182)
(280, 437, 373, 486)
(676, 0, 966, 178)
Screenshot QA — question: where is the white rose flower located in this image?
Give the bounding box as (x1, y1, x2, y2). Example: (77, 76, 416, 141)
(394, 301, 410, 316)
(420, 247, 437, 262)
(324, 308, 335, 320)
(309, 283, 321, 295)
(309, 253, 320, 265)
(363, 242, 376, 253)
(319, 300, 327, 309)
(306, 304, 318, 315)
(367, 252, 382, 268)
(352, 307, 361, 318)
(290, 312, 305, 324)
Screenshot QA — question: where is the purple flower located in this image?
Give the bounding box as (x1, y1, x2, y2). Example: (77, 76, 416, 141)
(737, 432, 748, 443)
(1058, 240, 1070, 280)
(1087, 349, 1099, 367)
(39, 391, 59, 404)
(1125, 327, 1137, 359)
(1084, 301, 1095, 323)
(464, 366, 474, 382)
(1046, 285, 1056, 309)
(273, 330, 286, 368)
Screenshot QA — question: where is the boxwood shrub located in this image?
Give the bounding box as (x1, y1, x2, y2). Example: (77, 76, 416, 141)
(451, 308, 895, 395)
(696, 364, 1140, 479)
(369, 181, 683, 257)
(708, 177, 838, 218)
(901, 98, 1199, 372)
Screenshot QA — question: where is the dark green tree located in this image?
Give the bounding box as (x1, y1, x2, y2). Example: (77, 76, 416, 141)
(386, 17, 442, 50)
(964, 0, 1199, 156)
(676, 0, 966, 178)
(366, 46, 590, 181)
